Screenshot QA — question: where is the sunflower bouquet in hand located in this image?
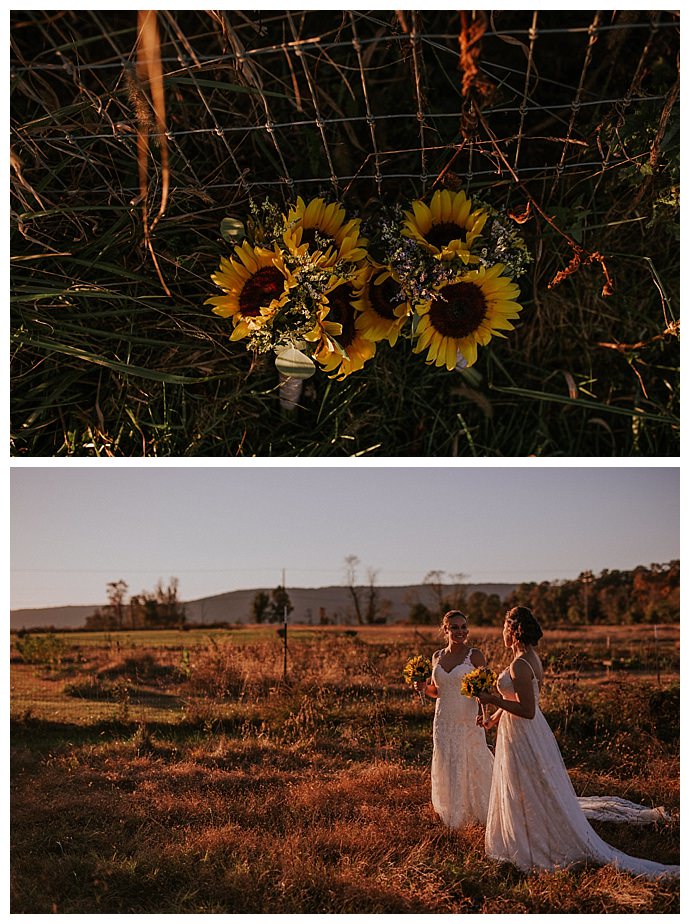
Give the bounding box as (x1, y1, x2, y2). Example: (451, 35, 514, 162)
(403, 654, 433, 705)
(207, 190, 530, 406)
(461, 666, 498, 724)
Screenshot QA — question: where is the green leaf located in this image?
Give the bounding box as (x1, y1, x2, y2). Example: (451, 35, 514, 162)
(220, 218, 246, 244)
(275, 347, 316, 380)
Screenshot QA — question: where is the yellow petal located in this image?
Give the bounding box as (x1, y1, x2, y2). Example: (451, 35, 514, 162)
(460, 337, 477, 366)
(412, 200, 432, 232)
(442, 339, 454, 371)
(416, 326, 434, 350)
(303, 197, 322, 225)
(424, 337, 439, 361)
(488, 316, 516, 332)
(471, 211, 488, 235)
(230, 321, 250, 340)
(455, 196, 471, 225)
(210, 304, 234, 319)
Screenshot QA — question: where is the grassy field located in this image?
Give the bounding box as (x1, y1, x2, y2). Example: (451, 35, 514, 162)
(10, 11, 679, 457)
(10, 624, 679, 913)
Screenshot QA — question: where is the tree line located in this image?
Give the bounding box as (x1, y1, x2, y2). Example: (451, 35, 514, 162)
(502, 560, 680, 626)
(81, 560, 678, 632)
(407, 561, 679, 626)
(85, 578, 186, 630)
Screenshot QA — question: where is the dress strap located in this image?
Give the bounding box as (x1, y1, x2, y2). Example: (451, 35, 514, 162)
(515, 656, 536, 678)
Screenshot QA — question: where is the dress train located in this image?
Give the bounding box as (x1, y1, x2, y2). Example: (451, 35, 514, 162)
(485, 662, 679, 878)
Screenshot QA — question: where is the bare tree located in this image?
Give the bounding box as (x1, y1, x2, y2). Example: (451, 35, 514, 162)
(154, 577, 186, 627)
(447, 571, 468, 611)
(422, 570, 467, 616)
(129, 593, 143, 628)
(344, 554, 364, 625)
(269, 586, 293, 623)
(344, 556, 385, 624)
(422, 570, 447, 615)
(365, 566, 382, 624)
(106, 580, 129, 630)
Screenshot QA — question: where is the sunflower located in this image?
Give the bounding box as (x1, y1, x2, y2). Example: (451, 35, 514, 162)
(284, 196, 367, 267)
(402, 189, 488, 261)
(413, 263, 523, 369)
(206, 241, 294, 341)
(307, 272, 376, 379)
(353, 263, 411, 345)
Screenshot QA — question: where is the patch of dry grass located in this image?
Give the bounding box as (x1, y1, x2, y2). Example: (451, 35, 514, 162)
(10, 627, 680, 912)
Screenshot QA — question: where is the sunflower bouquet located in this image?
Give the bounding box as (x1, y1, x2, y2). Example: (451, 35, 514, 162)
(403, 654, 433, 704)
(206, 196, 374, 405)
(207, 190, 530, 404)
(460, 665, 498, 724)
(362, 190, 530, 370)
(460, 666, 498, 698)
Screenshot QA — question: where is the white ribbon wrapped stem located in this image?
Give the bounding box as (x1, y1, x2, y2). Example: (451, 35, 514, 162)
(275, 345, 316, 412)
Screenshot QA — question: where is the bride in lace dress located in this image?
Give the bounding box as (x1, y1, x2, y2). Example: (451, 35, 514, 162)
(414, 610, 494, 828)
(478, 606, 679, 878)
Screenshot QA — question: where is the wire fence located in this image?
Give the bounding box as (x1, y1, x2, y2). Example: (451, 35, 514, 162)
(9, 10, 681, 458)
(10, 10, 680, 206)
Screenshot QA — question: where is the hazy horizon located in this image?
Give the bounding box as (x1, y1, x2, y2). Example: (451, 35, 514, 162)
(11, 466, 680, 610)
(9, 567, 673, 614)
(8, 577, 521, 614)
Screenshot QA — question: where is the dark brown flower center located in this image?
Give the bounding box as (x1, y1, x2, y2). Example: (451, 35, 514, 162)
(429, 282, 487, 338)
(239, 266, 285, 316)
(426, 221, 467, 249)
(326, 284, 356, 348)
(369, 275, 403, 321)
(302, 226, 336, 252)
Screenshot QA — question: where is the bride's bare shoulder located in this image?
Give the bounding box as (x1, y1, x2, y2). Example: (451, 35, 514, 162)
(511, 654, 543, 681)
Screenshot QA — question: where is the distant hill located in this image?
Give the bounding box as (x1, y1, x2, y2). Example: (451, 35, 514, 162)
(10, 583, 516, 630)
(10, 604, 97, 631)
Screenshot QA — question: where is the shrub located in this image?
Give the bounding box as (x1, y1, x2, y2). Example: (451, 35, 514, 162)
(14, 634, 65, 667)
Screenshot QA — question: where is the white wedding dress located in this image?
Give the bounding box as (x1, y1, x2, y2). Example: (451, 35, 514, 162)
(485, 661, 679, 877)
(430, 649, 494, 828)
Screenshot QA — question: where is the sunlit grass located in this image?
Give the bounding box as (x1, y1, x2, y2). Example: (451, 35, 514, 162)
(10, 625, 679, 912)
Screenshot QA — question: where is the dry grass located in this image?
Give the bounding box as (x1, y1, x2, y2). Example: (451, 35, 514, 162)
(10, 11, 679, 456)
(10, 626, 680, 913)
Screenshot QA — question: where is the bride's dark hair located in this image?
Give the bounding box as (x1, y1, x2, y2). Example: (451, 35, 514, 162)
(505, 606, 543, 645)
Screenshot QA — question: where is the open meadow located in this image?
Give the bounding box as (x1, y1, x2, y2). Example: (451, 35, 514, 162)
(10, 624, 680, 913)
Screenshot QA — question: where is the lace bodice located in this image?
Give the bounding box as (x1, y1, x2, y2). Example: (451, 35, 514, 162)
(429, 647, 494, 828)
(432, 649, 480, 726)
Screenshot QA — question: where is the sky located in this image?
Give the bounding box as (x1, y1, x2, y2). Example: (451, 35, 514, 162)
(10, 464, 680, 610)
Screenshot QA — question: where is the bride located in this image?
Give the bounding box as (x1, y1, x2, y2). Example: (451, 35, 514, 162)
(414, 610, 494, 828)
(477, 606, 679, 878)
